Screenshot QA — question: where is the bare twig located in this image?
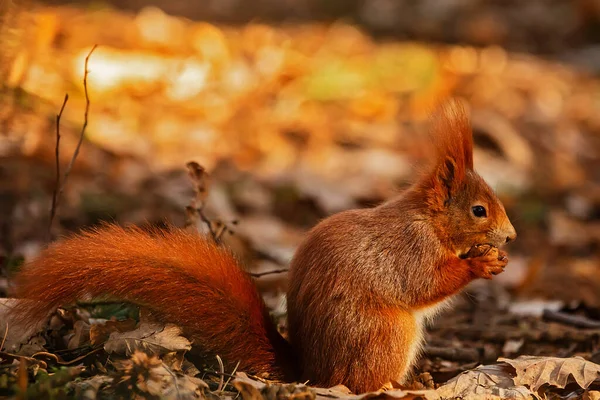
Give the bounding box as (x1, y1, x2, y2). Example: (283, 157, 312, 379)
(185, 161, 237, 244)
(542, 309, 600, 329)
(202, 370, 237, 380)
(32, 348, 103, 367)
(47, 44, 97, 239)
(0, 351, 47, 369)
(56, 347, 103, 366)
(198, 209, 219, 243)
(0, 322, 8, 351)
(31, 351, 60, 364)
(250, 268, 289, 278)
(222, 360, 240, 392)
(63, 44, 97, 182)
(48, 93, 69, 239)
(216, 355, 225, 392)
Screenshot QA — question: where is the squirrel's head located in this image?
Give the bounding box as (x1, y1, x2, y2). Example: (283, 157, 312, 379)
(417, 99, 517, 256)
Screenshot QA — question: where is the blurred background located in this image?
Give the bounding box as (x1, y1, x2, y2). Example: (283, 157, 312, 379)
(1, 0, 600, 376)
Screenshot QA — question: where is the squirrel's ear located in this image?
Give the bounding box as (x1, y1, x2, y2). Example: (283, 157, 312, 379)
(425, 155, 460, 209)
(432, 99, 473, 173)
(437, 156, 458, 201)
(419, 99, 474, 208)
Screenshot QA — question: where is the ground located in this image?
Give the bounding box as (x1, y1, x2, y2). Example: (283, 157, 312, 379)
(0, 1, 600, 399)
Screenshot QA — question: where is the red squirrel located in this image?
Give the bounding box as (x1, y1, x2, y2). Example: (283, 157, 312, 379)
(11, 99, 516, 393)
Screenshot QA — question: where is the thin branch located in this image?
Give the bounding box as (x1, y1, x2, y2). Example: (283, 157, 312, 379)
(222, 360, 240, 392)
(216, 355, 225, 392)
(61, 44, 97, 185)
(185, 161, 237, 244)
(0, 322, 8, 351)
(250, 268, 289, 278)
(47, 44, 97, 239)
(202, 370, 237, 379)
(542, 309, 600, 329)
(198, 208, 220, 243)
(48, 93, 69, 239)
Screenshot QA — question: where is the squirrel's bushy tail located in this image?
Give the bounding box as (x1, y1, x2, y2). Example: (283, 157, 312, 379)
(12, 224, 295, 379)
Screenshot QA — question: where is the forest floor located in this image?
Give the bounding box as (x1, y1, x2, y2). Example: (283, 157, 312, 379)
(1, 2, 600, 399)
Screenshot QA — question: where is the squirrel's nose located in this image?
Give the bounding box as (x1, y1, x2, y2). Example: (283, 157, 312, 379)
(504, 224, 517, 243)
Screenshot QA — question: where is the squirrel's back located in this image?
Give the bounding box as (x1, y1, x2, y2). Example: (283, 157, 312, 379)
(12, 224, 296, 380)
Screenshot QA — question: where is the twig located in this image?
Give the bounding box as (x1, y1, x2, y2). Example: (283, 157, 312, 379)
(203, 370, 237, 380)
(48, 93, 69, 239)
(185, 161, 237, 244)
(542, 309, 600, 329)
(31, 351, 60, 363)
(216, 355, 225, 392)
(0, 322, 8, 351)
(47, 44, 97, 239)
(0, 351, 47, 369)
(222, 360, 240, 391)
(63, 44, 97, 182)
(198, 209, 220, 243)
(250, 268, 289, 278)
(59, 351, 93, 366)
(31, 348, 103, 366)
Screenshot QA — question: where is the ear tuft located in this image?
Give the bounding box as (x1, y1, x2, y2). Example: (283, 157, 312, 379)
(418, 98, 475, 208)
(431, 98, 474, 180)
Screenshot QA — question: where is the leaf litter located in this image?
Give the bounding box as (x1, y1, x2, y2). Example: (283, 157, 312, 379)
(2, 1, 600, 399)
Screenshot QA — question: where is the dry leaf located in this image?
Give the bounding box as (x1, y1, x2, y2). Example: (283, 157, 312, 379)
(163, 374, 209, 399)
(233, 372, 438, 400)
(162, 351, 186, 371)
(104, 322, 191, 355)
(0, 299, 51, 353)
(233, 377, 267, 400)
(67, 320, 91, 349)
(113, 351, 209, 398)
(353, 389, 439, 400)
(89, 318, 138, 346)
(312, 384, 438, 399)
(584, 391, 600, 400)
(114, 351, 169, 396)
(70, 375, 112, 400)
(499, 356, 600, 392)
(436, 363, 533, 400)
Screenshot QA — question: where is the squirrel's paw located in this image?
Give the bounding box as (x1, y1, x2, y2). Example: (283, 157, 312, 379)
(465, 244, 508, 280)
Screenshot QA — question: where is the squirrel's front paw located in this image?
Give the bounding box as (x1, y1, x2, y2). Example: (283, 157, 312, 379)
(465, 244, 508, 279)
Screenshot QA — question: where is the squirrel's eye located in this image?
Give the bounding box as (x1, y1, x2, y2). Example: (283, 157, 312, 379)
(472, 205, 487, 218)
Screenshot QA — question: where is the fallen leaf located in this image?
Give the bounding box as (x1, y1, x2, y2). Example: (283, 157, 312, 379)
(71, 375, 113, 400)
(498, 356, 600, 392)
(0, 299, 52, 353)
(233, 377, 266, 400)
(104, 322, 191, 355)
(89, 318, 138, 346)
(67, 320, 91, 349)
(584, 391, 600, 400)
(232, 373, 438, 400)
(435, 363, 533, 400)
(353, 389, 439, 400)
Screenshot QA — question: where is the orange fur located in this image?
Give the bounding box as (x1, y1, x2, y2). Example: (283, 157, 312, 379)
(11, 99, 516, 394)
(287, 99, 516, 392)
(12, 224, 296, 380)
